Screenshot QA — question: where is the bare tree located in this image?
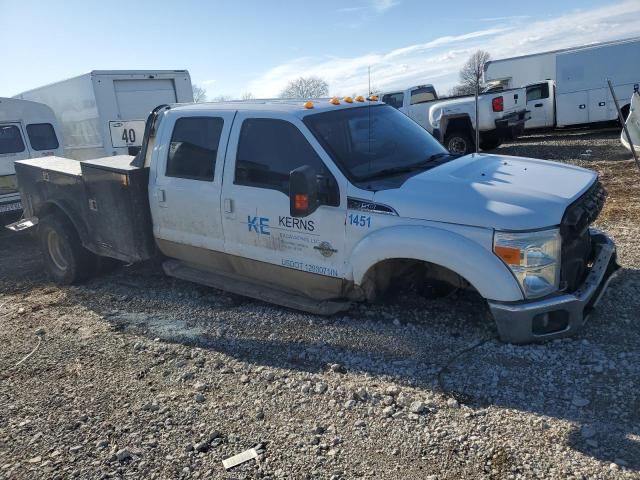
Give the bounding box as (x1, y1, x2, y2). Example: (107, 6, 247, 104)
(241, 92, 255, 100)
(451, 50, 491, 96)
(192, 84, 207, 103)
(279, 77, 329, 99)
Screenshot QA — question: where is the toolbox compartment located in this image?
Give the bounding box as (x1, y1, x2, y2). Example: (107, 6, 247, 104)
(15, 155, 155, 263)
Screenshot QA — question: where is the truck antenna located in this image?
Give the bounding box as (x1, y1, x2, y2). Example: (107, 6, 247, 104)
(368, 66, 371, 95)
(474, 80, 480, 154)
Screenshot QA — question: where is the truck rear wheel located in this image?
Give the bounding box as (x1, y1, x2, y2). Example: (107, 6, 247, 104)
(39, 215, 97, 285)
(445, 130, 475, 155)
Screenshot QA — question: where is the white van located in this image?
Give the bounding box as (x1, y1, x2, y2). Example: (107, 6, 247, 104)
(0, 97, 64, 218)
(15, 70, 193, 160)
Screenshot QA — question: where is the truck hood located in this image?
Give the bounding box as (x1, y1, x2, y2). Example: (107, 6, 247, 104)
(373, 154, 598, 231)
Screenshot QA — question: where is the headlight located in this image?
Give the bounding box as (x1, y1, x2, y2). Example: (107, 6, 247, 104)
(493, 229, 561, 299)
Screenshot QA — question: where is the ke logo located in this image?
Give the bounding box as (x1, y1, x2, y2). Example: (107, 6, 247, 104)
(247, 216, 270, 235)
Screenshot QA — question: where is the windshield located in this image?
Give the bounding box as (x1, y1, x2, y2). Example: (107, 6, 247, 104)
(304, 104, 448, 182)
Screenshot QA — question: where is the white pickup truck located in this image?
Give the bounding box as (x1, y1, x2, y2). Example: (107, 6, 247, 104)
(382, 85, 529, 155)
(10, 98, 619, 343)
(523, 80, 638, 130)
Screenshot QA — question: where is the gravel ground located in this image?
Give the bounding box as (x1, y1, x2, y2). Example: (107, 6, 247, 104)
(1, 128, 639, 479)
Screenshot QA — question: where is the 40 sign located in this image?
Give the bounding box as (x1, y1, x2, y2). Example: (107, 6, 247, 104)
(109, 120, 146, 148)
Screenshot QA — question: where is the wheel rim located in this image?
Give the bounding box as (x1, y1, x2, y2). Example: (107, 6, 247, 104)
(47, 230, 68, 271)
(448, 137, 468, 155)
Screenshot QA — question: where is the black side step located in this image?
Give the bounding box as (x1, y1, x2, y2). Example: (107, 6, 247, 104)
(163, 259, 351, 316)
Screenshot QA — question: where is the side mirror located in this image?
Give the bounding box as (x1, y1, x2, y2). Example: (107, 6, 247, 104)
(289, 165, 319, 217)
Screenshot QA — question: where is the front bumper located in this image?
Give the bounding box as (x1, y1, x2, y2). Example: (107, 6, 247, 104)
(488, 232, 620, 344)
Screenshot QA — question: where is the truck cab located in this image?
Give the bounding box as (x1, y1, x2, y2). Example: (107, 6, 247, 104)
(0, 97, 63, 220)
(12, 99, 619, 344)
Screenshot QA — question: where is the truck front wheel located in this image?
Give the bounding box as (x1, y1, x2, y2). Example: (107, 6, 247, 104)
(39, 215, 97, 285)
(445, 130, 475, 155)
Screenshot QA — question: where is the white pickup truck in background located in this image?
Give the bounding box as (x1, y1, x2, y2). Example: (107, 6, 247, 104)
(485, 38, 640, 130)
(382, 84, 529, 155)
(10, 98, 619, 344)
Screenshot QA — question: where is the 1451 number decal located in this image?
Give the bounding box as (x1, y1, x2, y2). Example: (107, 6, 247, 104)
(348, 213, 371, 228)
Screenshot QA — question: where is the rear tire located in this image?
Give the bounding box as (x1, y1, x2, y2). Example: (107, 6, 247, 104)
(445, 130, 475, 155)
(39, 215, 97, 285)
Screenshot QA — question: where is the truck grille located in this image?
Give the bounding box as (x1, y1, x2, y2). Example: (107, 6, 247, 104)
(560, 180, 607, 292)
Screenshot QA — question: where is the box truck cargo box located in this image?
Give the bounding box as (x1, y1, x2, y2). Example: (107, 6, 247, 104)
(15, 70, 193, 160)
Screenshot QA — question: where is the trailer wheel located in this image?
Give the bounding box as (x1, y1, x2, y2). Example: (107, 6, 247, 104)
(39, 215, 97, 285)
(445, 130, 475, 155)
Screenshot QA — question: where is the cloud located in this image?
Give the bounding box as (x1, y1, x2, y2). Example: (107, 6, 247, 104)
(245, 1, 640, 97)
(478, 15, 531, 22)
(370, 0, 400, 13)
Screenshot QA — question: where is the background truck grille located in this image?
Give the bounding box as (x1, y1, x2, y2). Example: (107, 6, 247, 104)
(560, 180, 606, 292)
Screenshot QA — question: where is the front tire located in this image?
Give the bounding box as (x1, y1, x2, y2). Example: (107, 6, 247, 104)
(39, 215, 97, 284)
(445, 130, 475, 155)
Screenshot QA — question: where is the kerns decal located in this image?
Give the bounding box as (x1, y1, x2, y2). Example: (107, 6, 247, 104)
(279, 216, 315, 232)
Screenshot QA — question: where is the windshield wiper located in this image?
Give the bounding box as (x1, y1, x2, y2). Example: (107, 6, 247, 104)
(355, 152, 451, 182)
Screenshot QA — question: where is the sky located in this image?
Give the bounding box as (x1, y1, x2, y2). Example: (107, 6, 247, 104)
(1, 0, 640, 99)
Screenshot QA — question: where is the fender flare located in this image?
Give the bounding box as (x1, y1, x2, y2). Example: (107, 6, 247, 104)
(37, 199, 91, 248)
(440, 113, 473, 140)
(350, 225, 524, 302)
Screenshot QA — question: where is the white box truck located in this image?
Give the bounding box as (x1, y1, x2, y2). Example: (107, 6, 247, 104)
(15, 70, 193, 160)
(0, 97, 64, 221)
(484, 37, 640, 129)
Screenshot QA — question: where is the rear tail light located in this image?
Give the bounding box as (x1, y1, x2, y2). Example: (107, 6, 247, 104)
(492, 96, 504, 112)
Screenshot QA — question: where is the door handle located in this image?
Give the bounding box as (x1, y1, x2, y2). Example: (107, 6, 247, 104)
(224, 198, 234, 213)
(534, 103, 543, 107)
(157, 189, 166, 203)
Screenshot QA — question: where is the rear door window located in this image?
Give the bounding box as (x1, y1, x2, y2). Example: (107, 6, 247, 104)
(410, 87, 437, 105)
(526, 84, 550, 102)
(381, 92, 404, 109)
(26, 123, 59, 151)
(166, 117, 224, 181)
(0, 125, 25, 154)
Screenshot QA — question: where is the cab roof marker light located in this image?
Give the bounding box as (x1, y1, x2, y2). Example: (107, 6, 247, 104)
(355, 96, 365, 102)
(303, 101, 314, 109)
(329, 97, 340, 105)
(367, 95, 379, 101)
(344, 96, 353, 103)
